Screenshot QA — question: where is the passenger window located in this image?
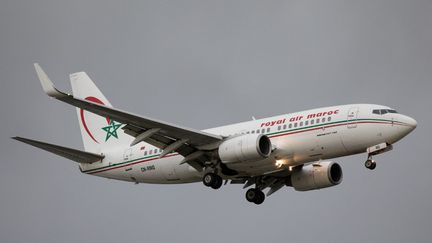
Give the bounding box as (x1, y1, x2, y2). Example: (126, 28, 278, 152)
(283, 124, 287, 130)
(294, 123, 298, 128)
(277, 126, 281, 131)
(305, 120, 308, 126)
(267, 128, 270, 133)
(144, 151, 147, 156)
(311, 119, 314, 125)
(316, 118, 320, 124)
(256, 129, 260, 134)
(299, 121, 303, 126)
(246, 131, 250, 134)
(328, 117, 331, 122)
(154, 149, 158, 154)
(322, 118, 326, 123)
(251, 130, 255, 134)
(262, 129, 265, 134)
(289, 124, 292, 129)
(149, 150, 153, 155)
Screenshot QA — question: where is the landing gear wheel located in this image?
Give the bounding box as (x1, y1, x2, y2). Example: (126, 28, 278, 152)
(245, 188, 265, 205)
(254, 190, 265, 205)
(245, 188, 257, 202)
(365, 159, 376, 170)
(203, 173, 215, 187)
(202, 173, 223, 189)
(211, 175, 223, 189)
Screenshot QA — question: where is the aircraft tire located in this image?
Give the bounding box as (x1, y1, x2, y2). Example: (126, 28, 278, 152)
(365, 160, 376, 170)
(203, 173, 222, 189)
(245, 188, 257, 202)
(245, 188, 265, 204)
(203, 173, 215, 187)
(254, 190, 265, 205)
(211, 175, 223, 189)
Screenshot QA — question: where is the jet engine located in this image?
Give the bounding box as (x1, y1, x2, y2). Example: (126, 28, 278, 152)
(290, 161, 343, 191)
(218, 134, 272, 163)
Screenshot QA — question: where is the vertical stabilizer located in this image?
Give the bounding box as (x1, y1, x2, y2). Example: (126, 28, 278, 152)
(70, 72, 132, 153)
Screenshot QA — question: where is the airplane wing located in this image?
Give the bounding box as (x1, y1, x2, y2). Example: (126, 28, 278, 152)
(34, 64, 223, 170)
(12, 137, 104, 164)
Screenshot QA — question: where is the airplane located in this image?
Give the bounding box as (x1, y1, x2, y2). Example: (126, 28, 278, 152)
(12, 63, 417, 204)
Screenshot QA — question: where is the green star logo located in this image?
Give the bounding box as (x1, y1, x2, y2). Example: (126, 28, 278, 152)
(101, 120, 122, 141)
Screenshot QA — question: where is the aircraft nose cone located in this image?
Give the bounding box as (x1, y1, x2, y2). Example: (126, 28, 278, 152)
(406, 116, 417, 130)
(401, 116, 417, 136)
(387, 115, 417, 144)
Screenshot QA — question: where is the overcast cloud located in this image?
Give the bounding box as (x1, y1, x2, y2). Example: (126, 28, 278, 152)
(1, 1, 431, 242)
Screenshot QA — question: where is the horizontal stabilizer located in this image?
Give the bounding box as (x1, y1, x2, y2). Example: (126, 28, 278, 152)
(12, 137, 104, 164)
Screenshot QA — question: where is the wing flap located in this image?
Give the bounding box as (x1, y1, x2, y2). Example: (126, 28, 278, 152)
(12, 137, 104, 164)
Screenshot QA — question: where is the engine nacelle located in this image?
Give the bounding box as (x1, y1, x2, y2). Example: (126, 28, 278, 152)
(290, 161, 343, 191)
(218, 134, 272, 163)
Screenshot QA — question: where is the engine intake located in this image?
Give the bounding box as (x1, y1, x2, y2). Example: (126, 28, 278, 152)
(290, 161, 343, 191)
(218, 134, 272, 163)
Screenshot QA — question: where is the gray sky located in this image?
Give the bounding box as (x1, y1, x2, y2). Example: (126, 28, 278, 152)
(1, 1, 431, 242)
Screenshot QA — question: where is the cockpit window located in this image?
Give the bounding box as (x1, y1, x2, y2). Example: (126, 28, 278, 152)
(373, 110, 381, 115)
(372, 109, 398, 115)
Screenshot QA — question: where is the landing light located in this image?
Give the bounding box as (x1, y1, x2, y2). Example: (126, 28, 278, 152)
(275, 159, 287, 168)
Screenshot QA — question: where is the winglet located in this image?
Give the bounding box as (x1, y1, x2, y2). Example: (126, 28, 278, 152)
(34, 63, 68, 98)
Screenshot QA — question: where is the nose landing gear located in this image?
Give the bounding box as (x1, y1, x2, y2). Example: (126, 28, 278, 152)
(365, 157, 377, 170)
(364, 143, 393, 170)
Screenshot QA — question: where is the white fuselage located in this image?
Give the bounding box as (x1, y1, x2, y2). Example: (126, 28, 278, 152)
(79, 104, 416, 184)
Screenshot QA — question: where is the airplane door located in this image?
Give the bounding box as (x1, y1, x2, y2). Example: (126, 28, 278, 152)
(123, 148, 137, 182)
(123, 148, 133, 161)
(347, 107, 359, 129)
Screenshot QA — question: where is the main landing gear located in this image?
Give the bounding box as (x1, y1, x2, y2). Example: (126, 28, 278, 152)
(245, 188, 265, 205)
(202, 172, 223, 189)
(365, 157, 377, 170)
(202, 172, 266, 204)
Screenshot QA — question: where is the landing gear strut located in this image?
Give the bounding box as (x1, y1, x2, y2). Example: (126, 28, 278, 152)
(203, 172, 223, 189)
(364, 143, 393, 170)
(245, 188, 265, 205)
(365, 158, 376, 170)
